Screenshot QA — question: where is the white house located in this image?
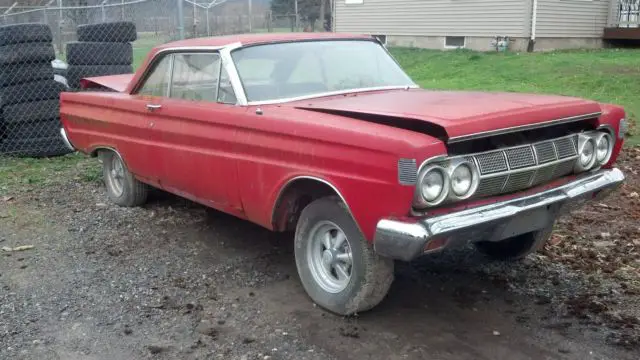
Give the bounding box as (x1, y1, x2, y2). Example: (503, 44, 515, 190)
(334, 0, 640, 51)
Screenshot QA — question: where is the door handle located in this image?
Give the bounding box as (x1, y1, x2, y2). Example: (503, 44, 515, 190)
(146, 104, 162, 111)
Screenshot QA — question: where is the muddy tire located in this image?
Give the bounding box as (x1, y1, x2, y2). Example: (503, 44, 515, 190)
(100, 150, 148, 207)
(0, 24, 53, 46)
(76, 22, 137, 43)
(475, 224, 554, 261)
(294, 197, 394, 315)
(0, 80, 65, 107)
(1, 135, 71, 157)
(66, 42, 133, 65)
(2, 100, 59, 124)
(0, 63, 53, 86)
(0, 43, 55, 65)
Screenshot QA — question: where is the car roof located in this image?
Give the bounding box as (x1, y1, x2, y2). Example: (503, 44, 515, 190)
(154, 32, 375, 51)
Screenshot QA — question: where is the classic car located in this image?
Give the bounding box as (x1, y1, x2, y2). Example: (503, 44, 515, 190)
(59, 33, 626, 315)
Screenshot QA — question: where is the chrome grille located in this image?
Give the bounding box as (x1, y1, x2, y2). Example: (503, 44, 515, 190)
(475, 151, 507, 175)
(505, 146, 536, 169)
(555, 137, 578, 159)
(464, 134, 579, 199)
(534, 142, 556, 164)
(475, 175, 508, 197)
(552, 159, 575, 178)
(503, 171, 535, 193)
(398, 158, 418, 185)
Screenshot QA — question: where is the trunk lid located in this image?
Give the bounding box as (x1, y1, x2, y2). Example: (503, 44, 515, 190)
(291, 89, 602, 141)
(79, 73, 134, 93)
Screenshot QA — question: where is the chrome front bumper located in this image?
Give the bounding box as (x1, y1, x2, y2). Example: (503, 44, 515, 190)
(60, 128, 75, 151)
(374, 168, 625, 261)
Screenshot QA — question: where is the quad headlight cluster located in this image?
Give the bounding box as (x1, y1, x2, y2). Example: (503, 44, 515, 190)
(574, 131, 614, 173)
(413, 130, 615, 209)
(414, 158, 480, 208)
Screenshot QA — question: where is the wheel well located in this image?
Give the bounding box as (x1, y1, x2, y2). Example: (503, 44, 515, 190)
(272, 178, 340, 232)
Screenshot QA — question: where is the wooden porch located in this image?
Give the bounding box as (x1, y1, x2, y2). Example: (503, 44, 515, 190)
(604, 0, 640, 40)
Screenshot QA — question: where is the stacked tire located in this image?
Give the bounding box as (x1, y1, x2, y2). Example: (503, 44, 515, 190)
(66, 22, 136, 89)
(0, 23, 71, 158)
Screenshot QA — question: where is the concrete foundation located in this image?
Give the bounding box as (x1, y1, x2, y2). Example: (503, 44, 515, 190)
(386, 35, 604, 52)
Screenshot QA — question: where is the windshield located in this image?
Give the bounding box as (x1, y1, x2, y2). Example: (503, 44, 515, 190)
(231, 40, 416, 103)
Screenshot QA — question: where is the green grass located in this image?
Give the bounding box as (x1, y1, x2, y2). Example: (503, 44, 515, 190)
(0, 153, 100, 192)
(389, 47, 640, 144)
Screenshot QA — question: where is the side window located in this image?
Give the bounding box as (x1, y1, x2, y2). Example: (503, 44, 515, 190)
(170, 53, 221, 102)
(217, 66, 237, 104)
(138, 55, 171, 96)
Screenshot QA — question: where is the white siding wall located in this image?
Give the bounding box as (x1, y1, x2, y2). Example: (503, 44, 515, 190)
(533, 0, 610, 37)
(335, 0, 531, 38)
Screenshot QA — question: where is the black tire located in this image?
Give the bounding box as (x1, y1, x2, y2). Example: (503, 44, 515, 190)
(0, 80, 65, 107)
(0, 118, 60, 141)
(2, 100, 59, 125)
(67, 64, 133, 89)
(0, 23, 53, 46)
(294, 197, 394, 315)
(0, 136, 71, 158)
(475, 224, 554, 261)
(0, 63, 53, 87)
(66, 42, 133, 65)
(77, 22, 137, 43)
(100, 150, 148, 207)
(0, 43, 55, 65)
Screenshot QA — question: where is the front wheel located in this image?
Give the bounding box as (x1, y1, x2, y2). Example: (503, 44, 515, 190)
(294, 197, 394, 315)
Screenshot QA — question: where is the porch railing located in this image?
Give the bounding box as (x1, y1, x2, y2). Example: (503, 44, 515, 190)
(614, 0, 640, 28)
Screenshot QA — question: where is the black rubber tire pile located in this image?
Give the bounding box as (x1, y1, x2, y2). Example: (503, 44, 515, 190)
(0, 23, 71, 157)
(66, 22, 136, 89)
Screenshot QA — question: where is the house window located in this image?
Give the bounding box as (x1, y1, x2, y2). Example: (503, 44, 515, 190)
(345, 0, 363, 4)
(445, 36, 466, 49)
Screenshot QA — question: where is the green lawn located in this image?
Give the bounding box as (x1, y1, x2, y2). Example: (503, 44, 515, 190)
(389, 48, 639, 144)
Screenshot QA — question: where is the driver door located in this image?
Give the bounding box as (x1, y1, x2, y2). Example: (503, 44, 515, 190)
(135, 51, 245, 211)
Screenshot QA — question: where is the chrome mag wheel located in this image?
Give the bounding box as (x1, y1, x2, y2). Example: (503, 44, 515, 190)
(106, 155, 125, 197)
(306, 221, 353, 293)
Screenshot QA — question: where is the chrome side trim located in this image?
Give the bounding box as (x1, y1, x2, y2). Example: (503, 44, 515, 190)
(447, 112, 601, 144)
(247, 85, 420, 106)
(59, 128, 75, 151)
(374, 168, 625, 261)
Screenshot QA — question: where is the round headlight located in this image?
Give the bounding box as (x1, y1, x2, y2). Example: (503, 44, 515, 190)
(421, 169, 445, 201)
(595, 133, 612, 164)
(451, 163, 473, 197)
(579, 138, 595, 167)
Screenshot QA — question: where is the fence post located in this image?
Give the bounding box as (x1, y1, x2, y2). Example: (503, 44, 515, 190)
(101, 1, 106, 22)
(57, 0, 63, 56)
(294, 0, 299, 31)
(176, 0, 185, 39)
(206, 7, 210, 36)
(248, 0, 252, 33)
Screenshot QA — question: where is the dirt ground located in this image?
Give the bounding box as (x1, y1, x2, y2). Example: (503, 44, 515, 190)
(1, 148, 639, 360)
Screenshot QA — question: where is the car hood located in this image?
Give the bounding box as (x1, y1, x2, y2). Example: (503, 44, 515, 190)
(291, 89, 602, 141)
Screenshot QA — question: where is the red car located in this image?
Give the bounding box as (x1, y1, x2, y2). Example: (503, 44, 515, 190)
(60, 33, 626, 315)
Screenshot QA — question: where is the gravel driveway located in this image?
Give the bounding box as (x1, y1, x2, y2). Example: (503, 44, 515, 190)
(1, 149, 638, 360)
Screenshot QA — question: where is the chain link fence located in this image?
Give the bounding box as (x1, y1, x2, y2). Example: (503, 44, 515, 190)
(0, 0, 330, 158)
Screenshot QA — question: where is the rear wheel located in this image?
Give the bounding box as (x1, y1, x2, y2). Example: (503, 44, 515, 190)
(474, 224, 554, 261)
(101, 151, 148, 207)
(294, 197, 394, 315)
